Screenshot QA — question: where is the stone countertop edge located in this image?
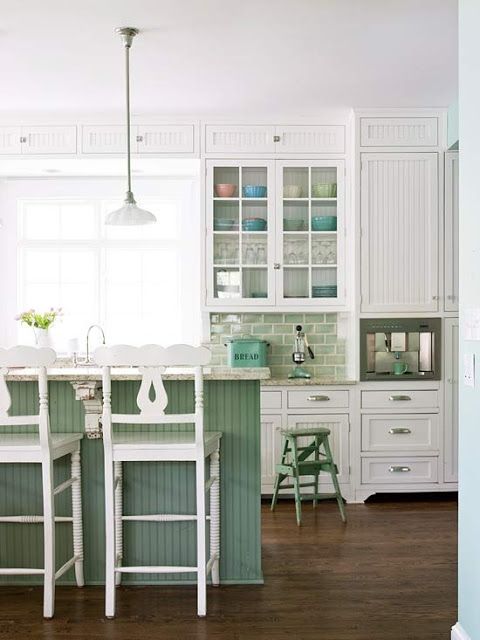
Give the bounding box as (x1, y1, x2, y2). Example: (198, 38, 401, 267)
(262, 377, 357, 386)
(4, 366, 272, 382)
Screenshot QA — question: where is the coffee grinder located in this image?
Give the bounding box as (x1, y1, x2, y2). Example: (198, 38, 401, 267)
(289, 324, 314, 379)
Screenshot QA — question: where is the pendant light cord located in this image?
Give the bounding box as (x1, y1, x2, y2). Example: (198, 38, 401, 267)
(125, 42, 132, 196)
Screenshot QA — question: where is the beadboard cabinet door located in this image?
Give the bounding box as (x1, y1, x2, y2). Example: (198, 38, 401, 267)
(444, 318, 459, 483)
(260, 414, 283, 493)
(360, 153, 439, 312)
(0, 127, 22, 154)
(0, 125, 77, 155)
(445, 151, 459, 312)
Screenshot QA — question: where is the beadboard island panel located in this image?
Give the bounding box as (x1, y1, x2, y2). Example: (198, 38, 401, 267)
(0, 379, 262, 585)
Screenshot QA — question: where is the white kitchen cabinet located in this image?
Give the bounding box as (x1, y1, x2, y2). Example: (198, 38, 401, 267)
(360, 117, 438, 147)
(445, 151, 459, 312)
(205, 158, 345, 308)
(260, 387, 352, 496)
(276, 160, 345, 306)
(444, 318, 459, 483)
(205, 159, 276, 306)
(204, 124, 345, 155)
(360, 152, 439, 312)
(0, 125, 77, 154)
(81, 124, 195, 154)
(260, 414, 284, 492)
(0, 127, 22, 154)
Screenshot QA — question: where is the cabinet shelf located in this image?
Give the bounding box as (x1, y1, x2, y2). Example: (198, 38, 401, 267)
(283, 197, 337, 202)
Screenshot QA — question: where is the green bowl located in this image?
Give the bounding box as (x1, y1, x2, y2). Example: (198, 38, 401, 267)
(283, 218, 305, 231)
(312, 183, 337, 198)
(311, 215, 337, 231)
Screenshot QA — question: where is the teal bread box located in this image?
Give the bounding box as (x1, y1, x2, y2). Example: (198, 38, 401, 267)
(225, 337, 269, 368)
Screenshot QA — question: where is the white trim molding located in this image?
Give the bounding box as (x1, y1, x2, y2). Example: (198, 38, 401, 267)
(452, 622, 472, 640)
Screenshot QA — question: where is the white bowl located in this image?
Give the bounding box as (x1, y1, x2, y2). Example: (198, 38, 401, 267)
(283, 185, 302, 198)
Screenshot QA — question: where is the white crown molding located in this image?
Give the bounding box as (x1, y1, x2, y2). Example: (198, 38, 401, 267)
(452, 622, 472, 640)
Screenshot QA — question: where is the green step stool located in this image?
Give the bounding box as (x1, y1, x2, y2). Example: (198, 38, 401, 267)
(271, 426, 346, 526)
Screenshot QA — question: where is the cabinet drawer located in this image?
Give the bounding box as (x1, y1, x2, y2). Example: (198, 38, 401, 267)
(361, 414, 439, 452)
(287, 390, 349, 409)
(361, 457, 438, 484)
(261, 391, 282, 410)
(361, 390, 438, 410)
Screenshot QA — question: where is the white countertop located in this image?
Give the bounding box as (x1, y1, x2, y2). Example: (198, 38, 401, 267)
(5, 366, 271, 382)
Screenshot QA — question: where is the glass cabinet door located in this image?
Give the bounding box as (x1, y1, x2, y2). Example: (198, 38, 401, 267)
(207, 160, 275, 305)
(276, 160, 344, 305)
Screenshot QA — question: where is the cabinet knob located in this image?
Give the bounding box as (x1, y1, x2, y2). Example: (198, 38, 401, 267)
(273, 135, 281, 143)
(136, 135, 144, 142)
(19, 136, 27, 144)
(273, 263, 281, 270)
(432, 295, 439, 300)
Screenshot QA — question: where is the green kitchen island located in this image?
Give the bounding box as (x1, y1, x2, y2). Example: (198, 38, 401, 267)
(0, 366, 270, 585)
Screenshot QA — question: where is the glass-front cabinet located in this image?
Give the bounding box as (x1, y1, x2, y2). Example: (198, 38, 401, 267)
(276, 160, 344, 306)
(205, 159, 344, 307)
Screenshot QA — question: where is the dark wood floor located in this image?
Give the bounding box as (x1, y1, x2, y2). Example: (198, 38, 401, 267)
(0, 496, 457, 640)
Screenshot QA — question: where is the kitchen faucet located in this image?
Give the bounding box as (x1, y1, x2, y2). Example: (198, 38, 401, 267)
(85, 324, 106, 364)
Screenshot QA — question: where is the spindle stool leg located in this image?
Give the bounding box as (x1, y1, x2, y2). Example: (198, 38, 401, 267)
(209, 448, 220, 586)
(104, 456, 116, 617)
(71, 447, 84, 587)
(313, 434, 320, 508)
(114, 461, 123, 586)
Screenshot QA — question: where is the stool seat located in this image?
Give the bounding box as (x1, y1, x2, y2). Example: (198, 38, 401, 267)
(271, 427, 346, 525)
(112, 431, 222, 461)
(281, 426, 331, 437)
(0, 432, 82, 462)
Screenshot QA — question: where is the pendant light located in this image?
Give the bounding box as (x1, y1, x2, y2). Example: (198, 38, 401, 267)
(105, 27, 156, 226)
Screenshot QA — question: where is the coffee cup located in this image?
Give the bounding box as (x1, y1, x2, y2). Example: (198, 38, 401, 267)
(393, 361, 408, 375)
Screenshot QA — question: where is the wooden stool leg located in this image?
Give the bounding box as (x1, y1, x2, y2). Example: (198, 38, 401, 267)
(114, 461, 123, 586)
(42, 457, 55, 619)
(323, 436, 346, 523)
(271, 436, 289, 511)
(291, 437, 302, 526)
(71, 448, 85, 587)
(313, 435, 319, 508)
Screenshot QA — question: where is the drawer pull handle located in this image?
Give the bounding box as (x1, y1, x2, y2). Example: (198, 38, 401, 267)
(388, 395, 411, 402)
(388, 427, 412, 435)
(307, 395, 330, 402)
(389, 465, 411, 473)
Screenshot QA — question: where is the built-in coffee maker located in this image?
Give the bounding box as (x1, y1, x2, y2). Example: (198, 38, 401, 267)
(360, 318, 441, 381)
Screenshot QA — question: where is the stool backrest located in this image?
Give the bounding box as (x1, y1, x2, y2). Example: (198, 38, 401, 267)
(94, 344, 211, 451)
(0, 346, 57, 449)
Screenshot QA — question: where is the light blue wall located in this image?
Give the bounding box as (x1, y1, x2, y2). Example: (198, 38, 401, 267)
(448, 100, 459, 148)
(457, 2, 480, 637)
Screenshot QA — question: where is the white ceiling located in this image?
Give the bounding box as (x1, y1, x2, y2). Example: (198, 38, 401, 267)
(1, 0, 457, 117)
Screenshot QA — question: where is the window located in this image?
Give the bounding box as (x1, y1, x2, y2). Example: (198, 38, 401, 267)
(11, 177, 200, 351)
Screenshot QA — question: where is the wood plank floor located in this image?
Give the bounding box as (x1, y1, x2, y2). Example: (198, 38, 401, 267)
(0, 496, 457, 640)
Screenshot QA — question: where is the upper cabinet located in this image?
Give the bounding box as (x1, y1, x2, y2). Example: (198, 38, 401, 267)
(359, 117, 438, 147)
(204, 124, 345, 155)
(205, 158, 345, 308)
(444, 151, 459, 312)
(81, 124, 195, 154)
(0, 125, 77, 154)
(360, 152, 439, 313)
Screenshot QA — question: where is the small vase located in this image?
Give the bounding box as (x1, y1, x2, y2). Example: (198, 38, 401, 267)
(34, 328, 52, 348)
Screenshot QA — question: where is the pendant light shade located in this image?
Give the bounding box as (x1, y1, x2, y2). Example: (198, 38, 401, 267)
(106, 27, 156, 226)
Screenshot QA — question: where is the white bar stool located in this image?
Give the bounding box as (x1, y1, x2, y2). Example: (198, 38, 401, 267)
(94, 344, 222, 618)
(0, 346, 84, 618)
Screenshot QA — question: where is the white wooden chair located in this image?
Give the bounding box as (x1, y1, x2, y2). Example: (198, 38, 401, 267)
(0, 346, 84, 618)
(94, 344, 222, 618)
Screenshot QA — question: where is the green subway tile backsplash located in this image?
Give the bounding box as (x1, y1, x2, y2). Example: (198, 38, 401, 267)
(209, 313, 346, 379)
